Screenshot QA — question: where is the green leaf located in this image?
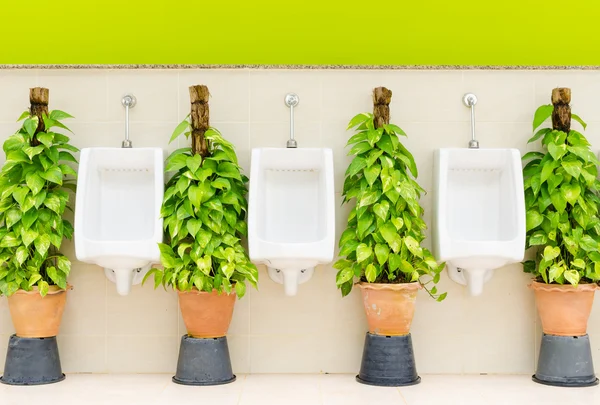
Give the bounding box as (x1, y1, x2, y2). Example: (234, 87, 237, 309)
(235, 281, 246, 298)
(25, 172, 45, 196)
(196, 229, 212, 248)
(367, 129, 383, 146)
(404, 236, 423, 258)
(23, 116, 39, 137)
(336, 268, 354, 286)
(547, 173, 563, 194)
(17, 110, 30, 121)
(212, 178, 231, 190)
(21, 209, 38, 230)
(22, 229, 38, 247)
(6, 208, 22, 228)
(363, 164, 381, 187)
(23, 145, 45, 159)
(364, 263, 377, 282)
(34, 234, 51, 257)
(528, 231, 547, 246)
(572, 259, 586, 269)
(384, 123, 407, 137)
(375, 134, 395, 155)
(560, 183, 580, 206)
(186, 219, 202, 238)
(526, 209, 543, 231)
(580, 235, 598, 252)
(571, 113, 587, 130)
(166, 154, 189, 172)
(357, 211, 374, 237)
(38, 280, 49, 297)
(15, 246, 28, 266)
(532, 104, 553, 131)
(359, 190, 380, 207)
(372, 243, 389, 265)
(564, 269, 580, 286)
(527, 128, 551, 144)
(548, 142, 567, 161)
(217, 162, 242, 181)
(59, 151, 78, 163)
(49, 110, 74, 121)
(37, 132, 54, 147)
(347, 113, 371, 130)
(59, 164, 77, 177)
(550, 190, 567, 214)
(349, 141, 371, 155)
(543, 246, 560, 262)
(28, 274, 42, 288)
(170, 117, 190, 143)
(561, 160, 582, 179)
(197, 255, 212, 276)
(345, 157, 367, 178)
(568, 146, 598, 164)
(186, 154, 202, 173)
(44, 194, 62, 214)
(3, 133, 26, 152)
(356, 243, 373, 263)
(40, 166, 63, 185)
(0, 233, 20, 247)
(373, 201, 390, 221)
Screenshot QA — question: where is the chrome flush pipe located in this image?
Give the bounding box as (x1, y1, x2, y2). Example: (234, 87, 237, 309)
(121, 94, 137, 148)
(285, 93, 299, 148)
(463, 93, 479, 148)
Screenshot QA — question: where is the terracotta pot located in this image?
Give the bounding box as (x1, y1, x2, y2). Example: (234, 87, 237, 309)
(357, 282, 420, 336)
(7, 285, 70, 338)
(178, 289, 236, 338)
(530, 281, 598, 336)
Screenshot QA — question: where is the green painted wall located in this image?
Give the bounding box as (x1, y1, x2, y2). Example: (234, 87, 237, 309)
(1, 0, 599, 65)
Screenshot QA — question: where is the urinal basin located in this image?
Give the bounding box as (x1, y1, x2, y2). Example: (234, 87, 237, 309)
(75, 147, 163, 295)
(248, 148, 335, 296)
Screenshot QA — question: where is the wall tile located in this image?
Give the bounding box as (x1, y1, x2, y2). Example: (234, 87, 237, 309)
(37, 70, 108, 122)
(59, 335, 107, 373)
(61, 263, 107, 335)
(179, 70, 250, 122)
(249, 71, 321, 123)
(0, 70, 38, 122)
(106, 335, 178, 373)
(107, 71, 179, 122)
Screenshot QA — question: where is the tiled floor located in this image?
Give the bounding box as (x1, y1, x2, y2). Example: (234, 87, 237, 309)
(0, 374, 599, 405)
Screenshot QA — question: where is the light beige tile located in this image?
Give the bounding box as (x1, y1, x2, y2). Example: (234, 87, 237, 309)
(37, 70, 108, 122)
(106, 335, 178, 373)
(475, 122, 531, 155)
(249, 122, 321, 149)
(321, 121, 353, 193)
(463, 71, 535, 122)
(320, 374, 405, 405)
(241, 374, 321, 405)
(59, 335, 107, 373)
(179, 70, 250, 122)
(0, 70, 38, 122)
(249, 333, 332, 373)
(461, 264, 536, 374)
(60, 263, 107, 335)
(588, 291, 600, 371)
(250, 71, 321, 123)
(248, 266, 336, 335)
(229, 334, 250, 374)
(107, 280, 178, 336)
(0, 334, 8, 373)
(107, 71, 179, 122)
(0, 295, 14, 336)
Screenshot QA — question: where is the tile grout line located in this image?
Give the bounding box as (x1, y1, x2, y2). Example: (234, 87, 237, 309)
(246, 69, 253, 374)
(396, 387, 409, 405)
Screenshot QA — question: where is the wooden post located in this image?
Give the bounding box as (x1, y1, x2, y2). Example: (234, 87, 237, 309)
(551, 87, 571, 133)
(29, 87, 49, 145)
(189, 85, 210, 157)
(373, 87, 392, 129)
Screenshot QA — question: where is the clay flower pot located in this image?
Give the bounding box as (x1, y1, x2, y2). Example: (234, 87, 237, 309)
(357, 282, 420, 336)
(7, 286, 70, 338)
(530, 281, 598, 336)
(178, 289, 236, 338)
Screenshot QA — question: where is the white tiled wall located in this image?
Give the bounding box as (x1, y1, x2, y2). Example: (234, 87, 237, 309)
(0, 68, 599, 374)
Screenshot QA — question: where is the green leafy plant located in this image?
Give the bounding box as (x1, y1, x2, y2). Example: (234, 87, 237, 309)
(143, 117, 258, 298)
(0, 111, 77, 297)
(333, 113, 446, 300)
(522, 106, 600, 286)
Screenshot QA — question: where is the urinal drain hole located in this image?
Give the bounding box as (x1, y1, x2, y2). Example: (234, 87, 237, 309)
(275, 269, 307, 273)
(101, 168, 150, 172)
(267, 169, 317, 172)
(449, 168, 501, 173)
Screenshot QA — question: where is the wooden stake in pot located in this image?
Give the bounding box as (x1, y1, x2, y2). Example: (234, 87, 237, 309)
(29, 87, 49, 146)
(551, 87, 571, 133)
(373, 87, 392, 129)
(189, 85, 210, 157)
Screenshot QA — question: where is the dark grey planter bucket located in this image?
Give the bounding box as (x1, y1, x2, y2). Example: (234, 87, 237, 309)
(172, 335, 236, 386)
(356, 332, 420, 386)
(0, 334, 65, 386)
(533, 333, 598, 387)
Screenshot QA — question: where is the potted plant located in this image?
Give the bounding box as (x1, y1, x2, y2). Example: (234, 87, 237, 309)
(0, 87, 77, 385)
(522, 87, 599, 387)
(143, 85, 257, 385)
(334, 87, 445, 386)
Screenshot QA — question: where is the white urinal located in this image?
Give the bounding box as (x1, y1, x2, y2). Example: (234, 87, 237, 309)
(75, 148, 164, 296)
(433, 148, 526, 296)
(248, 148, 335, 296)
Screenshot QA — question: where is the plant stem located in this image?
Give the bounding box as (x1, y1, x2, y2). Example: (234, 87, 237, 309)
(189, 85, 210, 157)
(29, 87, 49, 146)
(372, 87, 392, 129)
